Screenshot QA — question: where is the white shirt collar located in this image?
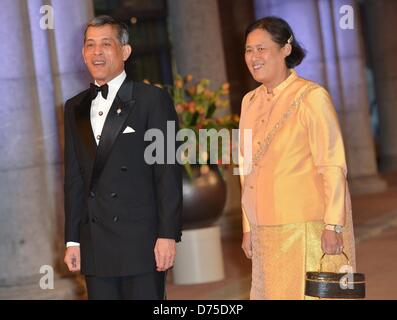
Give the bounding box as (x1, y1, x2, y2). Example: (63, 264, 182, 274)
(94, 70, 127, 95)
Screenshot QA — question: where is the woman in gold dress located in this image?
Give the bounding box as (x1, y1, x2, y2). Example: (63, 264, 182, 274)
(239, 16, 356, 300)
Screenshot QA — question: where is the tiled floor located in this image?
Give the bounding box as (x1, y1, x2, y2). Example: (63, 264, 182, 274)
(167, 171, 397, 300)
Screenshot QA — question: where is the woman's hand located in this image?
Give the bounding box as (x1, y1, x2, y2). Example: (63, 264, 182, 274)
(321, 229, 344, 255)
(242, 232, 253, 259)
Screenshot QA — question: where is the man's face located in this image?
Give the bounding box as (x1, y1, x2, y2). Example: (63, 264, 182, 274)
(244, 28, 289, 86)
(83, 25, 131, 85)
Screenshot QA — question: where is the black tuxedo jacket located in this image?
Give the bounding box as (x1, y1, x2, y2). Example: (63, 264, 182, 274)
(64, 77, 182, 277)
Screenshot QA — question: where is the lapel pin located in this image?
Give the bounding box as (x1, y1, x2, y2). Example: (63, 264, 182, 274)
(116, 107, 122, 115)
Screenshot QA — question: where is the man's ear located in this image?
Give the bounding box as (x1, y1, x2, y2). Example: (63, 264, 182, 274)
(82, 47, 87, 64)
(122, 44, 132, 61)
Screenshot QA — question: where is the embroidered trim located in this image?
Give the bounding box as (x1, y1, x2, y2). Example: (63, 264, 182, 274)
(251, 84, 318, 167)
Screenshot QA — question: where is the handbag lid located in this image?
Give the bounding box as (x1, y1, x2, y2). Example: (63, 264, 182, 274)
(306, 271, 366, 282)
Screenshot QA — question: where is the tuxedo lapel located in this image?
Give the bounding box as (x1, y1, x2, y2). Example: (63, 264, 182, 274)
(74, 91, 97, 160)
(90, 78, 136, 190)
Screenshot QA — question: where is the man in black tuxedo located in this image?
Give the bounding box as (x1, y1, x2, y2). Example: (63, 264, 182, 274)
(63, 15, 182, 300)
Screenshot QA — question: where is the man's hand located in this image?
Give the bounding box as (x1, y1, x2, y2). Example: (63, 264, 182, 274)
(241, 231, 252, 259)
(64, 246, 81, 272)
(321, 229, 344, 255)
(154, 238, 176, 272)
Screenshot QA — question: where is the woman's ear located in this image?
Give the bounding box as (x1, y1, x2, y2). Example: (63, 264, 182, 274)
(283, 43, 292, 58)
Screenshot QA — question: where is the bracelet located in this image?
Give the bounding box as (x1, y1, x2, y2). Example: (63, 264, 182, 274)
(324, 224, 343, 233)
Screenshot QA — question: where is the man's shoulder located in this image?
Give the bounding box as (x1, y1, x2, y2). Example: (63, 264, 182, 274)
(133, 81, 169, 99)
(65, 89, 90, 109)
(132, 82, 173, 114)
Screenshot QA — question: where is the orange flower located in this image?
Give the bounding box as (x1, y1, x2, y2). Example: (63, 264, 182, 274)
(204, 89, 214, 99)
(175, 79, 184, 89)
(222, 82, 230, 93)
(187, 101, 196, 113)
(187, 86, 196, 96)
(233, 114, 240, 122)
(197, 106, 206, 115)
(176, 103, 184, 113)
(215, 98, 224, 108)
(185, 74, 193, 82)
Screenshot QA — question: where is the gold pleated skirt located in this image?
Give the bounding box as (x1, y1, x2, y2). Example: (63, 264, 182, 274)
(250, 216, 356, 300)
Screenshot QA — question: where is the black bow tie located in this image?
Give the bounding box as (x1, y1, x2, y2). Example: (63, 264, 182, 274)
(90, 83, 109, 100)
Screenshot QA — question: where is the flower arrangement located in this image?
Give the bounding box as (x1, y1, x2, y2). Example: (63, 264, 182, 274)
(144, 75, 240, 178)
(169, 75, 239, 176)
(171, 74, 237, 128)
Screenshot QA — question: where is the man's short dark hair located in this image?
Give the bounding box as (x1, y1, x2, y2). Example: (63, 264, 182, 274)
(84, 15, 130, 45)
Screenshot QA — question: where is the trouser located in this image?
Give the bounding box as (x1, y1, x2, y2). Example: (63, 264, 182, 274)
(85, 271, 166, 300)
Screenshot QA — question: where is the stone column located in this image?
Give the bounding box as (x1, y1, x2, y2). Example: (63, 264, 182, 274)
(0, 0, 93, 299)
(363, 0, 397, 171)
(167, 0, 228, 89)
(44, 0, 93, 275)
(328, 0, 386, 193)
(253, 0, 386, 194)
(253, 0, 328, 84)
(168, 0, 242, 235)
(217, 0, 256, 114)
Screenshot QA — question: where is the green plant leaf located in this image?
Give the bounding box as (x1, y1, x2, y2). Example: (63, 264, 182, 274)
(206, 103, 216, 118)
(190, 111, 199, 126)
(184, 162, 194, 181)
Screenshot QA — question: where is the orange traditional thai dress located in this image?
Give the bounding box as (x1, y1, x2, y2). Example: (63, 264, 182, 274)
(239, 70, 356, 299)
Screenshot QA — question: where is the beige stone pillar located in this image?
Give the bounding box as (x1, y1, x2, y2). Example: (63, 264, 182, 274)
(0, 0, 93, 299)
(329, 0, 386, 193)
(167, 0, 241, 235)
(167, 0, 228, 88)
(363, 0, 397, 172)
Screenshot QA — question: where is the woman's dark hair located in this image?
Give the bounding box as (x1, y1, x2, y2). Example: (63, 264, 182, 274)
(245, 16, 306, 68)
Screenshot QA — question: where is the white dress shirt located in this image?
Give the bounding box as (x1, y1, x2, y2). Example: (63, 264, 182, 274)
(66, 71, 127, 248)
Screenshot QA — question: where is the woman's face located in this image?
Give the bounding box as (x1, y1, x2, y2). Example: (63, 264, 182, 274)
(245, 28, 289, 86)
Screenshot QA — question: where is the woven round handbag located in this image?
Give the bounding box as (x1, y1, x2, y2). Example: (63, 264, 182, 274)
(305, 251, 366, 299)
